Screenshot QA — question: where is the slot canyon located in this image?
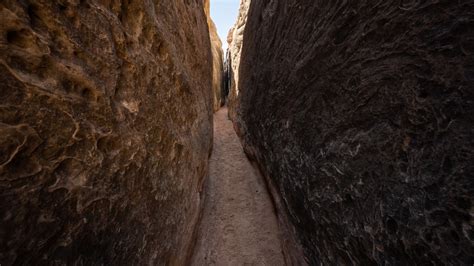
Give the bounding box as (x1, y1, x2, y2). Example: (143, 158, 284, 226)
(0, 0, 472, 265)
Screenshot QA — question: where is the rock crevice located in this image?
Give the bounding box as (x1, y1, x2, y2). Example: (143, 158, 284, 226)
(226, 0, 251, 121)
(204, 0, 225, 111)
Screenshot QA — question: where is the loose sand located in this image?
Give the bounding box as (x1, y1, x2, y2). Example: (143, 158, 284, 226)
(191, 107, 285, 266)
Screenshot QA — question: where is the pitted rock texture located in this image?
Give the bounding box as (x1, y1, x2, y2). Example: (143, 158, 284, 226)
(0, 0, 212, 264)
(235, 1, 474, 264)
(204, 2, 225, 111)
(226, 0, 251, 121)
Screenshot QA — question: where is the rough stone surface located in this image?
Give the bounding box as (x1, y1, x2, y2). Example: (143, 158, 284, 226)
(204, 1, 224, 111)
(0, 0, 213, 264)
(235, 1, 474, 264)
(223, 49, 231, 104)
(226, 0, 251, 120)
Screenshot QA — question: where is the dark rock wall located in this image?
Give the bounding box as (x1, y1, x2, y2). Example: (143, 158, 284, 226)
(224, 48, 232, 104)
(0, 0, 213, 264)
(235, 1, 474, 264)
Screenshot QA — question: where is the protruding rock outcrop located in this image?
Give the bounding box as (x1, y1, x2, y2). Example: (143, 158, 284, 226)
(204, 1, 225, 111)
(234, 1, 474, 265)
(226, 0, 251, 120)
(0, 0, 213, 264)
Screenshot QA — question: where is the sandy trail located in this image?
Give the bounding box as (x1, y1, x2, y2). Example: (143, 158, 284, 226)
(191, 107, 285, 265)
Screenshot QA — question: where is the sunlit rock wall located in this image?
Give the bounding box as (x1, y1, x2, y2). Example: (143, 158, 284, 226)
(227, 0, 251, 120)
(236, 1, 474, 264)
(0, 0, 213, 264)
(204, 1, 224, 111)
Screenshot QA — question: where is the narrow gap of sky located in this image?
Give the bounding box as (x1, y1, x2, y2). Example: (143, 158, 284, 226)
(210, 0, 240, 51)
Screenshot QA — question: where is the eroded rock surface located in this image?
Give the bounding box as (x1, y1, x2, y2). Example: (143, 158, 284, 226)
(235, 1, 474, 264)
(226, 0, 251, 120)
(204, 1, 224, 111)
(0, 0, 213, 264)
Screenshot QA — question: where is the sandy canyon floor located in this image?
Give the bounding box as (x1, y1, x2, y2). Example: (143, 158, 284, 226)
(191, 108, 285, 265)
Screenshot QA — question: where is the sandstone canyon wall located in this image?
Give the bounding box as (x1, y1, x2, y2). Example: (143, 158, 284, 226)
(234, 1, 474, 264)
(0, 0, 213, 264)
(226, 0, 251, 120)
(204, 0, 225, 111)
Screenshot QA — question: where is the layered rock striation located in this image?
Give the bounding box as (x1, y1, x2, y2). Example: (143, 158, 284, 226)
(234, 1, 474, 264)
(0, 0, 213, 264)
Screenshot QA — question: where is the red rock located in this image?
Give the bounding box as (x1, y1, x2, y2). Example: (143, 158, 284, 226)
(0, 0, 213, 264)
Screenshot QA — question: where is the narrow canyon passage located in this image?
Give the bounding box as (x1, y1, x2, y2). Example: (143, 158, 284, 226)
(1, 0, 471, 264)
(191, 108, 285, 265)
